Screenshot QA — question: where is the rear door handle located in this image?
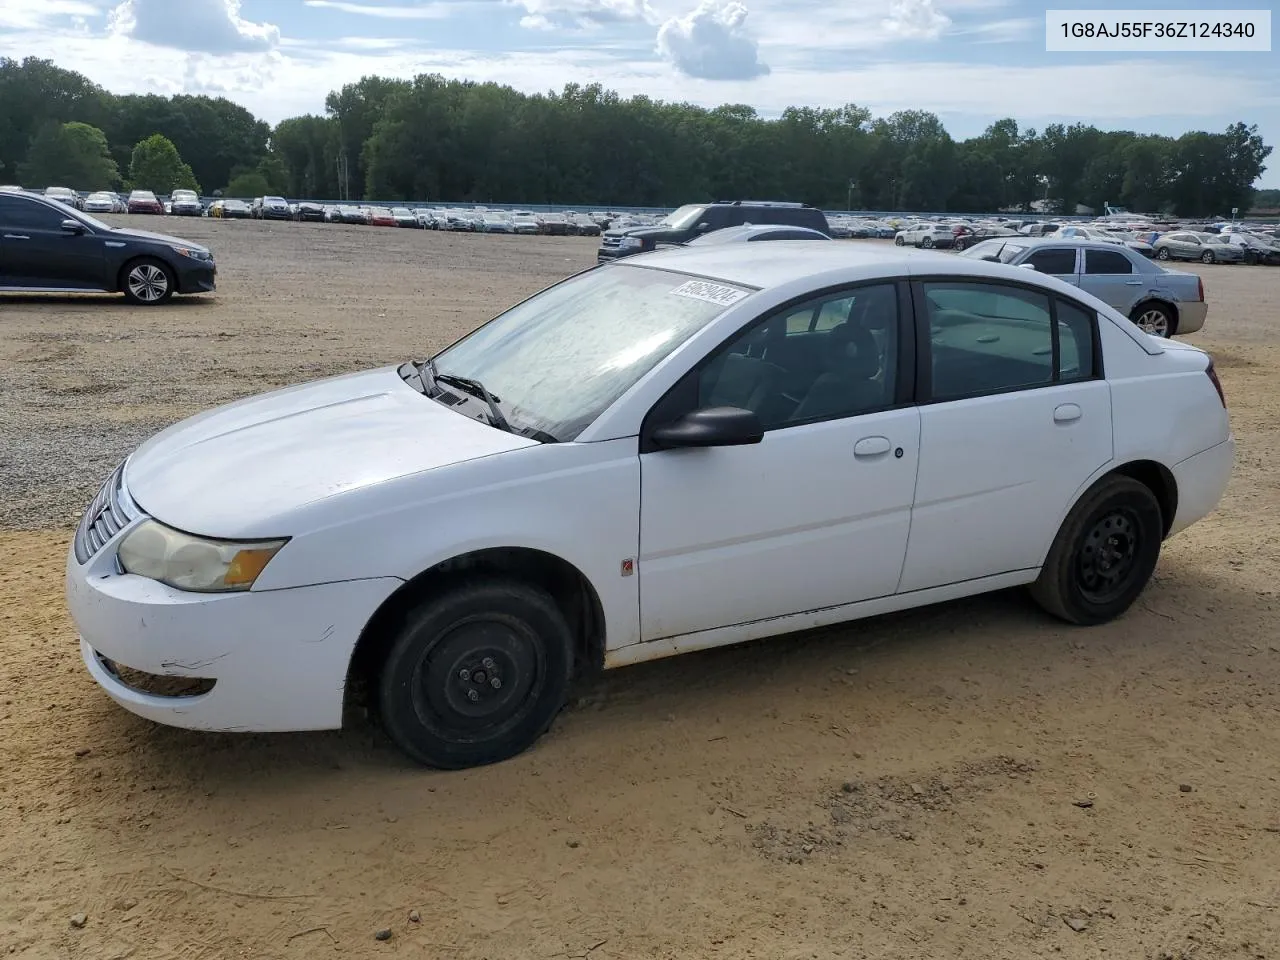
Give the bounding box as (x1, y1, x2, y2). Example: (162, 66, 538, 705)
(3, 234, 30, 240)
(1054, 403, 1082, 424)
(854, 436, 892, 457)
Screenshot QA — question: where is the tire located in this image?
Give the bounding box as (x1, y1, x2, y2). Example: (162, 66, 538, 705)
(120, 258, 176, 305)
(922, 236, 934, 249)
(1156, 247, 1171, 261)
(1200, 250, 1215, 264)
(1029, 475, 1164, 626)
(1130, 302, 1176, 338)
(894, 235, 904, 246)
(378, 579, 574, 769)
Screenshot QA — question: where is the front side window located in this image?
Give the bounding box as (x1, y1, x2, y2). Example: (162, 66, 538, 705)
(1025, 247, 1078, 274)
(923, 282, 1054, 400)
(696, 283, 899, 429)
(1084, 249, 1134, 275)
(0, 196, 66, 230)
(433, 266, 753, 441)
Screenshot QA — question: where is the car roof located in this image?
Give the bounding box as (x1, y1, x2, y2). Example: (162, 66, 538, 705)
(621, 240, 1087, 291)
(985, 236, 1140, 253)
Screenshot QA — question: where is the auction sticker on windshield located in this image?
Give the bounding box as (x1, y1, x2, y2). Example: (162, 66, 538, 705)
(669, 279, 750, 307)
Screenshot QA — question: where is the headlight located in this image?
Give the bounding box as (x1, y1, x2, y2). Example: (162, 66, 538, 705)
(118, 520, 287, 593)
(171, 246, 211, 260)
(620, 236, 644, 250)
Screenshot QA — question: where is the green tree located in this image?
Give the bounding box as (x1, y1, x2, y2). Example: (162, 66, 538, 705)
(129, 134, 199, 194)
(18, 120, 119, 189)
(224, 170, 270, 197)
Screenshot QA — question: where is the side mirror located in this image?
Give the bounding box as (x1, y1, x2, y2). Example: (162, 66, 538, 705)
(651, 406, 764, 449)
(61, 219, 86, 234)
(1018, 263, 1038, 270)
(696, 222, 711, 232)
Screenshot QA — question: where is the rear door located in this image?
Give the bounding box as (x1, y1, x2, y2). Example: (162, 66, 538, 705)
(899, 278, 1112, 592)
(1080, 247, 1144, 314)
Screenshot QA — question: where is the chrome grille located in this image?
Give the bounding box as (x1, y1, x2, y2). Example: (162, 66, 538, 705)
(74, 463, 134, 564)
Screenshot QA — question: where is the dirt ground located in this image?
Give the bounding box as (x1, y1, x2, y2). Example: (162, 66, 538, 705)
(2, 219, 1279, 960)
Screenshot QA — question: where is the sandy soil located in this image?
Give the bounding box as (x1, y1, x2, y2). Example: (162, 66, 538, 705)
(2, 220, 1279, 960)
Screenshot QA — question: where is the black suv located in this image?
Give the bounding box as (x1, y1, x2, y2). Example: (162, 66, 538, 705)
(597, 201, 831, 262)
(0, 191, 216, 305)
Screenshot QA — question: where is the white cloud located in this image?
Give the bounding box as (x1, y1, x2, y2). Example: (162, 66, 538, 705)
(657, 0, 768, 80)
(882, 0, 950, 40)
(302, 1, 457, 19)
(505, 0, 656, 30)
(0, 0, 98, 30)
(106, 0, 280, 53)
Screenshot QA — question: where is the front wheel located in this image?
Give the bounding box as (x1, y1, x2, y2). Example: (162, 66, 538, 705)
(378, 580, 573, 769)
(1201, 250, 1215, 264)
(1029, 475, 1163, 625)
(121, 258, 176, 305)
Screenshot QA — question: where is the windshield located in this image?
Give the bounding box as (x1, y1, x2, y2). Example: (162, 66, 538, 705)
(660, 204, 707, 229)
(432, 265, 753, 441)
(173, 190, 196, 199)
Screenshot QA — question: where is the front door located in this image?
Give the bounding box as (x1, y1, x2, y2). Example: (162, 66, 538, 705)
(638, 282, 920, 641)
(1022, 245, 1080, 287)
(899, 279, 1113, 593)
(0, 195, 105, 288)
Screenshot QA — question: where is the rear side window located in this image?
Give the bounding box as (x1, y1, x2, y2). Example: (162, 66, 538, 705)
(1084, 249, 1134, 274)
(1025, 248, 1077, 274)
(0, 196, 64, 230)
(1055, 299, 1097, 380)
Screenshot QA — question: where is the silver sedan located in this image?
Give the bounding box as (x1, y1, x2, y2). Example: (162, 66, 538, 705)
(1153, 231, 1246, 264)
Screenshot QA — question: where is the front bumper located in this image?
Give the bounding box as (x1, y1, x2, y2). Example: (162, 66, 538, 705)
(67, 535, 402, 732)
(174, 259, 218, 295)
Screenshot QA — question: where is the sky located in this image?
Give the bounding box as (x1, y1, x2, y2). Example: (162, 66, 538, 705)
(1, 0, 1276, 187)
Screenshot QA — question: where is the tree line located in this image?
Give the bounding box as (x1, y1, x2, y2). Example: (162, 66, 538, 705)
(1, 56, 1271, 217)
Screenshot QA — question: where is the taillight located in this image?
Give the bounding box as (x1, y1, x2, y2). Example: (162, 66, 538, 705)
(1197, 276, 1205, 301)
(1205, 359, 1226, 407)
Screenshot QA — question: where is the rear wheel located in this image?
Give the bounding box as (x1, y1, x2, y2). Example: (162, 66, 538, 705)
(378, 580, 573, 769)
(1131, 302, 1175, 338)
(1200, 250, 1215, 264)
(921, 236, 934, 248)
(1156, 247, 1172, 261)
(1029, 476, 1163, 625)
(894, 235, 905, 246)
(120, 258, 175, 305)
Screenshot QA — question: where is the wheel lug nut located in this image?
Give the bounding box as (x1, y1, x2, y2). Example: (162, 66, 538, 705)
(482, 657, 496, 670)
(467, 688, 480, 702)
(490, 677, 502, 690)
(458, 668, 470, 681)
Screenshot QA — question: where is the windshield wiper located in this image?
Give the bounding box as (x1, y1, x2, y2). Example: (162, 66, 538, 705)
(434, 371, 513, 434)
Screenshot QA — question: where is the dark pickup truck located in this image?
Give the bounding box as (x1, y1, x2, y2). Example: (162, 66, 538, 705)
(597, 200, 831, 262)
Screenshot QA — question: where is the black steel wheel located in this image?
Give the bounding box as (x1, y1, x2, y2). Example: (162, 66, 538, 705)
(1029, 475, 1163, 625)
(378, 579, 573, 768)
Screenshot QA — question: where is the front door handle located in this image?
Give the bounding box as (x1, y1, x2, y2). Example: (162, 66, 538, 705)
(1124, 279, 1142, 285)
(854, 436, 892, 457)
(3, 234, 30, 240)
(1054, 403, 1082, 424)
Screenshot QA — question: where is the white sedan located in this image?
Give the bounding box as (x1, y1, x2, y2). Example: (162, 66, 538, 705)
(66, 244, 1234, 769)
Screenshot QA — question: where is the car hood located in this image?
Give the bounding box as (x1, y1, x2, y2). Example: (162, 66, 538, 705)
(124, 366, 536, 538)
(604, 225, 674, 240)
(108, 227, 209, 253)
